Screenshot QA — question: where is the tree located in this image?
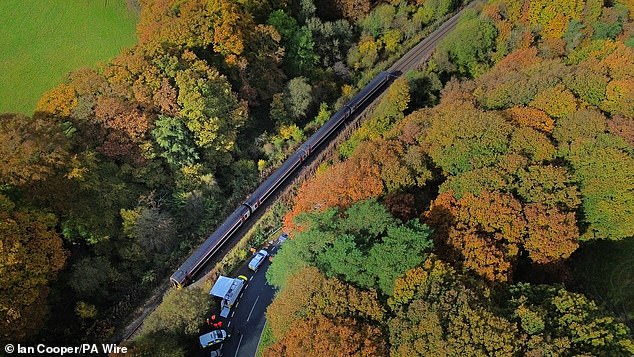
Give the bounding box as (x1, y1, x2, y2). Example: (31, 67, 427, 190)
(151, 115, 199, 168)
(607, 115, 634, 146)
(265, 316, 387, 357)
(120, 195, 178, 254)
(566, 135, 634, 240)
(208, 0, 255, 63)
(0, 114, 69, 186)
(36, 83, 78, 118)
(283, 156, 383, 231)
(425, 106, 512, 175)
(366, 220, 433, 295)
(509, 126, 556, 163)
(174, 56, 248, 152)
(513, 165, 581, 211)
(137, 0, 214, 51)
(439, 167, 508, 199)
(280, 200, 433, 295)
(434, 11, 498, 77)
(266, 266, 385, 342)
(0, 195, 67, 340)
(283, 77, 312, 121)
(287, 27, 318, 74)
(529, 84, 577, 118)
(504, 106, 555, 133)
(140, 286, 212, 336)
(425, 191, 526, 282)
(388, 257, 521, 356)
(523, 204, 579, 264)
(68, 256, 121, 303)
(508, 283, 634, 355)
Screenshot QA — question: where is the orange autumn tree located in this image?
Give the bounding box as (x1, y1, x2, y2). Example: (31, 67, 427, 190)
(283, 155, 383, 231)
(266, 266, 385, 342)
(523, 203, 579, 264)
(505, 106, 555, 133)
(425, 187, 581, 282)
(425, 190, 526, 282)
(264, 316, 387, 357)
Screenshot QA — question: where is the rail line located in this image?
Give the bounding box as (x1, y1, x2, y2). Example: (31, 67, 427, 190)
(116, 1, 477, 343)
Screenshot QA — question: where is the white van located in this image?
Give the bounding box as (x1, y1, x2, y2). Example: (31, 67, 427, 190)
(248, 249, 269, 271)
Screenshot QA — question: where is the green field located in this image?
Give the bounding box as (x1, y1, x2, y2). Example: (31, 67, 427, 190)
(0, 0, 137, 114)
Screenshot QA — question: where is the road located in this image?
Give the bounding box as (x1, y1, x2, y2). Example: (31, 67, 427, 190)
(206, 237, 284, 357)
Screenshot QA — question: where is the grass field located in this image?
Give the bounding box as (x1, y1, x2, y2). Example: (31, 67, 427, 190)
(571, 237, 634, 326)
(0, 0, 137, 114)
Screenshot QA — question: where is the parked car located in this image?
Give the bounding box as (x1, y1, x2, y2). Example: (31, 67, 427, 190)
(248, 249, 269, 271)
(199, 329, 229, 348)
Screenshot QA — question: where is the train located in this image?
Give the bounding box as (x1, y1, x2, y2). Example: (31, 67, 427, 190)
(170, 70, 399, 288)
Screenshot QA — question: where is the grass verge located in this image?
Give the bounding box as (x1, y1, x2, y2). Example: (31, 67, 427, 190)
(256, 322, 275, 357)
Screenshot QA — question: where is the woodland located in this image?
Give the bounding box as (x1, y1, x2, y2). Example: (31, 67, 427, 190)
(263, 0, 634, 355)
(1, 0, 633, 356)
(0, 0, 461, 347)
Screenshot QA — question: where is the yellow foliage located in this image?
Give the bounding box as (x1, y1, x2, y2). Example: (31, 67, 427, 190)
(358, 35, 381, 57)
(543, 13, 569, 39)
(341, 84, 354, 98)
(530, 84, 578, 118)
(36, 83, 78, 117)
(382, 29, 402, 53)
(506, 106, 555, 133)
(602, 79, 634, 117)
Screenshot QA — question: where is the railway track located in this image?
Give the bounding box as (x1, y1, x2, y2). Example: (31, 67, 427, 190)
(116, 1, 477, 343)
(391, 0, 477, 73)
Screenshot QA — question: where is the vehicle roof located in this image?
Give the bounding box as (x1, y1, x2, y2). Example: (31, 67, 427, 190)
(199, 330, 227, 346)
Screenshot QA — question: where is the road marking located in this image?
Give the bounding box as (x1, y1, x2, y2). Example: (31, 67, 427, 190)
(255, 319, 268, 356)
(246, 295, 260, 322)
(234, 334, 244, 357)
(231, 311, 235, 318)
(228, 321, 231, 327)
(249, 276, 253, 281)
(235, 301, 239, 308)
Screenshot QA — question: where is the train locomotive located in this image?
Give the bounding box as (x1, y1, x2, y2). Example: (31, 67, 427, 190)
(170, 71, 399, 288)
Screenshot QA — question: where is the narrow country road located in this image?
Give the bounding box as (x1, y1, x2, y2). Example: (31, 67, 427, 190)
(213, 238, 283, 357)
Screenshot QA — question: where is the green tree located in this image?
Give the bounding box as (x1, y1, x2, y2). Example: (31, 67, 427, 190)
(69, 256, 121, 302)
(141, 286, 212, 336)
(273, 200, 433, 295)
(283, 77, 312, 121)
(434, 11, 497, 77)
(426, 106, 512, 175)
(566, 135, 634, 240)
(508, 283, 634, 355)
(174, 58, 247, 152)
(152, 115, 199, 167)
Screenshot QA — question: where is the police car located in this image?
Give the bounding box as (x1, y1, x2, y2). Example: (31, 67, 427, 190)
(199, 329, 229, 348)
(248, 249, 269, 271)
